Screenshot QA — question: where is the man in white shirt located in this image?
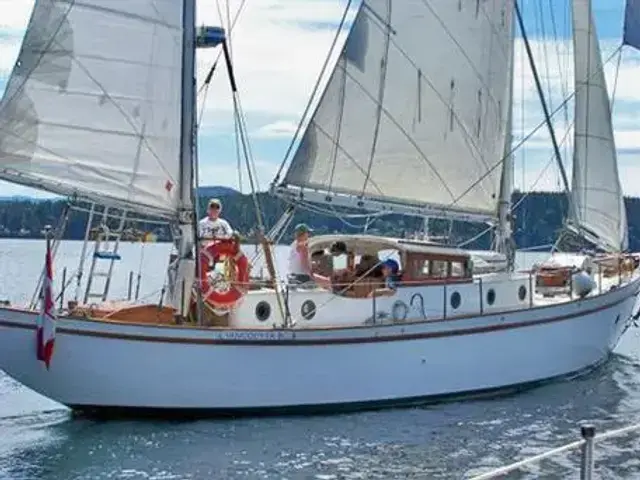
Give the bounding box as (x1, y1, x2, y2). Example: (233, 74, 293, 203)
(198, 198, 233, 239)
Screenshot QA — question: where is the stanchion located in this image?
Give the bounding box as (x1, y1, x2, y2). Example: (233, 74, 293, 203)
(580, 424, 595, 480)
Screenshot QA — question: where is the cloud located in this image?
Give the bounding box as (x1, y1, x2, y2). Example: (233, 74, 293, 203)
(252, 120, 300, 139)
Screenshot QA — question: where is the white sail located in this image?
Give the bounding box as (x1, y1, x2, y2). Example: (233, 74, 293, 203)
(571, 0, 627, 251)
(280, 0, 514, 218)
(0, 0, 184, 217)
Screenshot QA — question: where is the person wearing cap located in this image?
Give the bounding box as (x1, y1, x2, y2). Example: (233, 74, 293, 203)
(198, 198, 233, 240)
(369, 259, 401, 297)
(287, 223, 316, 285)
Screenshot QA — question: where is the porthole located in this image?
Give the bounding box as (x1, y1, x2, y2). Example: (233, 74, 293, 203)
(486, 289, 496, 306)
(255, 301, 271, 322)
(518, 285, 527, 301)
(301, 300, 316, 320)
(392, 301, 409, 321)
(450, 291, 461, 310)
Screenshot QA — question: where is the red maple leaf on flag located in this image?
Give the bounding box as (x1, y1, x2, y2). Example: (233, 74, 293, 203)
(165, 180, 174, 192)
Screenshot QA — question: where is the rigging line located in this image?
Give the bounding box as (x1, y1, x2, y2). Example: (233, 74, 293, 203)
(359, 0, 392, 198)
(515, 113, 575, 214)
(534, 0, 554, 113)
(518, 0, 570, 206)
(292, 199, 368, 222)
(226, 0, 233, 59)
(273, 0, 354, 183)
(291, 198, 389, 220)
(224, 0, 243, 192)
(449, 40, 623, 211)
(326, 56, 349, 193)
(234, 107, 244, 192)
(548, 0, 571, 148)
(457, 225, 494, 248)
(507, 118, 575, 252)
(520, 0, 526, 200)
(610, 48, 623, 111)
(296, 201, 383, 230)
(196, 0, 248, 96)
(234, 95, 263, 192)
(196, 0, 248, 111)
(458, 127, 570, 250)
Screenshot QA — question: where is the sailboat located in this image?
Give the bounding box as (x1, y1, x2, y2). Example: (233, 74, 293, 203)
(0, 0, 639, 416)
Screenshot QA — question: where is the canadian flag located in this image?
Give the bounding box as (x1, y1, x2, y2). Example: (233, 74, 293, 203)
(36, 238, 56, 369)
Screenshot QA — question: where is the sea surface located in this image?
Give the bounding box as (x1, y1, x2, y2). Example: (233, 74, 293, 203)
(1, 239, 640, 479)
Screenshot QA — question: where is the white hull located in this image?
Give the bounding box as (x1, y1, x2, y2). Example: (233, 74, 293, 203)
(1, 275, 639, 415)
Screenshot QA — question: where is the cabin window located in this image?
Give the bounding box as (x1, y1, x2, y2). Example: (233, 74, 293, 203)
(430, 260, 448, 278)
(450, 261, 466, 278)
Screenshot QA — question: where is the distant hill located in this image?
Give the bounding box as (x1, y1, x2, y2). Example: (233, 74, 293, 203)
(0, 195, 49, 202)
(197, 186, 240, 198)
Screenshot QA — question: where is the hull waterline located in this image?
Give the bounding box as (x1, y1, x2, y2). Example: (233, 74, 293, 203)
(1, 276, 639, 418)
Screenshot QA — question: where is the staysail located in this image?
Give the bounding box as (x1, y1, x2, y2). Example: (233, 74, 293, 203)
(278, 0, 514, 220)
(570, 0, 627, 251)
(0, 0, 184, 217)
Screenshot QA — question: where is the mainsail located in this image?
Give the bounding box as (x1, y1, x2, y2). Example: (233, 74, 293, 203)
(0, 0, 184, 217)
(278, 0, 515, 220)
(570, 0, 627, 251)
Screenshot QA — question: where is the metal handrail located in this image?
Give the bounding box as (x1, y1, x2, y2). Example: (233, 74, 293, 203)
(468, 423, 640, 480)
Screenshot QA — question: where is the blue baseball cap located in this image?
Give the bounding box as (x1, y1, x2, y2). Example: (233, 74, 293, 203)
(382, 259, 399, 274)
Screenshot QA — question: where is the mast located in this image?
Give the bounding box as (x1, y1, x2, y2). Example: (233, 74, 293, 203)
(495, 11, 516, 270)
(172, 0, 198, 321)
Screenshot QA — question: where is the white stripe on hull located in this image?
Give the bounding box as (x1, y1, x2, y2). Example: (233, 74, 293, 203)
(0, 277, 638, 411)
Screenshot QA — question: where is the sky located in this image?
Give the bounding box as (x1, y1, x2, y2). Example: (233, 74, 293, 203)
(0, 0, 640, 200)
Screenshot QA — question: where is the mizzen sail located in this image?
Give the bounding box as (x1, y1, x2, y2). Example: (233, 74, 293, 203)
(570, 0, 627, 251)
(0, 0, 184, 217)
(279, 0, 514, 218)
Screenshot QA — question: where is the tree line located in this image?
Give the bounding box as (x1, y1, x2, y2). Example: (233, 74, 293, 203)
(1, 191, 639, 251)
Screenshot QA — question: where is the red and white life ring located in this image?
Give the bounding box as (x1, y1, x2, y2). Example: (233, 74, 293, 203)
(198, 238, 250, 311)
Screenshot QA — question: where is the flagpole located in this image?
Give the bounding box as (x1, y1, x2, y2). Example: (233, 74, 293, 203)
(36, 225, 52, 364)
(36, 224, 57, 369)
(41, 225, 52, 302)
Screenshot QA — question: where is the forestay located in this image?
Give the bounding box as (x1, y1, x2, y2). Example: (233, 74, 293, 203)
(280, 0, 514, 218)
(0, 0, 183, 217)
(570, 0, 627, 251)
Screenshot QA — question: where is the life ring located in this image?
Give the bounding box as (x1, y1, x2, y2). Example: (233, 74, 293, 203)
(199, 238, 250, 311)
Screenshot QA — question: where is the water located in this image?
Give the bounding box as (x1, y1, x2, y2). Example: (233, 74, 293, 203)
(1, 239, 640, 479)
